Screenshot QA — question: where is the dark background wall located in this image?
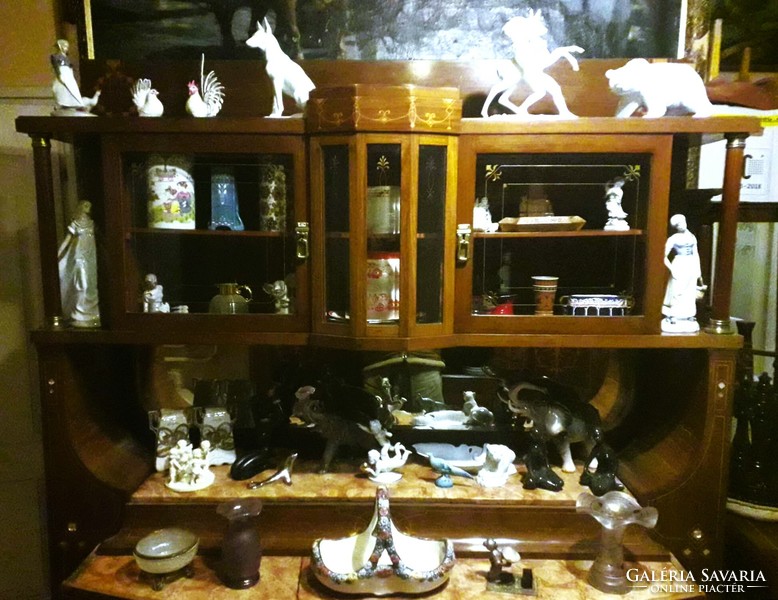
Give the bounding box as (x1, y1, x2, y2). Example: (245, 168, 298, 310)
(88, 0, 682, 61)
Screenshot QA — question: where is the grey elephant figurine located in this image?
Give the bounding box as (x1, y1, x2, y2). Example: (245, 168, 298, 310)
(501, 376, 604, 474)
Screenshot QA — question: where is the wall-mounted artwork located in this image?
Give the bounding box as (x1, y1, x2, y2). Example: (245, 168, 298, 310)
(81, 0, 686, 62)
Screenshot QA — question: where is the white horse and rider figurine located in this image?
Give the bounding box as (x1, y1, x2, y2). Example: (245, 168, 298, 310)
(481, 9, 584, 119)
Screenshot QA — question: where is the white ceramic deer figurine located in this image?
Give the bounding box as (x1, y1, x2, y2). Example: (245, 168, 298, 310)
(246, 18, 315, 117)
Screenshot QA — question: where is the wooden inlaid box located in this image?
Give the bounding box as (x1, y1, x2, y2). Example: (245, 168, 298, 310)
(306, 84, 462, 133)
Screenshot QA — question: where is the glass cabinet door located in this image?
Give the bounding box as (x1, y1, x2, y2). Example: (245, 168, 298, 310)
(104, 134, 309, 333)
(456, 134, 671, 335)
(311, 134, 456, 346)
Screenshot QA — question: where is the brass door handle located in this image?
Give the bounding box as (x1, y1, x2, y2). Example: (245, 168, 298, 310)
(456, 224, 472, 263)
(295, 222, 310, 260)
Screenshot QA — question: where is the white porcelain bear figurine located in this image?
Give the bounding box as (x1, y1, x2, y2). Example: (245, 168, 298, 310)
(606, 59, 713, 118)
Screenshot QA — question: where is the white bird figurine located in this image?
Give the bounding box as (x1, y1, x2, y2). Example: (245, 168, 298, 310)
(186, 54, 224, 118)
(131, 78, 164, 117)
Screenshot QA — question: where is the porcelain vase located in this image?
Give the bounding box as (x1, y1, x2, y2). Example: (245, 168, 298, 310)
(217, 498, 263, 589)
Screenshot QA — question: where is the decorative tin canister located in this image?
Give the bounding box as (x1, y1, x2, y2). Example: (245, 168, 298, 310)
(147, 155, 196, 229)
(366, 252, 400, 322)
(366, 185, 400, 235)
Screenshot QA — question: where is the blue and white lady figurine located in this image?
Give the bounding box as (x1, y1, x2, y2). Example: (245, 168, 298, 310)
(661, 214, 703, 333)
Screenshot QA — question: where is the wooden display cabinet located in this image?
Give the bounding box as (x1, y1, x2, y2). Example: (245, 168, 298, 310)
(455, 118, 759, 338)
(307, 85, 460, 350)
(18, 118, 311, 341)
(15, 61, 764, 599)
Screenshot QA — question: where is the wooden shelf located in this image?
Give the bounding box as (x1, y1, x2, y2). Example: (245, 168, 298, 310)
(475, 229, 644, 239)
(29, 328, 742, 350)
(129, 228, 287, 238)
(112, 463, 669, 561)
(63, 554, 700, 600)
(460, 116, 762, 136)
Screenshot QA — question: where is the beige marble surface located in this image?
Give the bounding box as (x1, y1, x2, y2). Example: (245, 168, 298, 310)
(132, 460, 593, 506)
(65, 554, 701, 599)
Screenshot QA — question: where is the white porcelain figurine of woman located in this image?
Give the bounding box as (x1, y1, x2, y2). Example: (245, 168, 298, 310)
(58, 201, 100, 327)
(603, 177, 629, 231)
(661, 214, 703, 333)
(50, 39, 100, 116)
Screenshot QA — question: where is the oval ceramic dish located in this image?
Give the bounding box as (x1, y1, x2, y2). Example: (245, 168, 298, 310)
(413, 443, 487, 472)
(133, 528, 199, 575)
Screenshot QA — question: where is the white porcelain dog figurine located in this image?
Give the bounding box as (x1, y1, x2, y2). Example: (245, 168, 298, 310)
(246, 18, 315, 117)
(606, 58, 713, 118)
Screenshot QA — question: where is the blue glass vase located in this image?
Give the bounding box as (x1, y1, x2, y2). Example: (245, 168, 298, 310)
(209, 169, 244, 231)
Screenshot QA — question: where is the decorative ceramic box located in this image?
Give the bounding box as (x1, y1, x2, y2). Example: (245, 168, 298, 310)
(560, 294, 632, 316)
(306, 84, 462, 133)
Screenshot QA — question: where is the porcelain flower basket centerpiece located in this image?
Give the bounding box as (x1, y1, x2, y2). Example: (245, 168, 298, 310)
(311, 486, 455, 595)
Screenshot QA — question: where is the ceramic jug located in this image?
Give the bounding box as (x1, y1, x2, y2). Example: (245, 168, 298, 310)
(209, 283, 252, 314)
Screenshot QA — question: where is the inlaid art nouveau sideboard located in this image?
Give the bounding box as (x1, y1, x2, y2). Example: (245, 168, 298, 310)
(16, 59, 762, 598)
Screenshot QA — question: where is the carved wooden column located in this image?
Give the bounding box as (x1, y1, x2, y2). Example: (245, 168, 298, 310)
(29, 134, 63, 325)
(706, 134, 748, 334)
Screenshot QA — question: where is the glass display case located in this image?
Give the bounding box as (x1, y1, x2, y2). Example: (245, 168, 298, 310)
(102, 131, 309, 334)
(456, 133, 671, 335)
(307, 85, 460, 348)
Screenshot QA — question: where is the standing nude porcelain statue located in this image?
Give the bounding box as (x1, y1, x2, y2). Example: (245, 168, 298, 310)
(661, 214, 704, 333)
(481, 9, 583, 118)
(58, 201, 100, 327)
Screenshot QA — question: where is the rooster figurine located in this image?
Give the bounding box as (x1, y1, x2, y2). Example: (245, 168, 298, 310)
(131, 78, 164, 117)
(186, 54, 224, 118)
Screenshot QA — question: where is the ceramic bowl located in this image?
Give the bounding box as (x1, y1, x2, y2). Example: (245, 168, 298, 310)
(413, 443, 486, 472)
(133, 528, 199, 575)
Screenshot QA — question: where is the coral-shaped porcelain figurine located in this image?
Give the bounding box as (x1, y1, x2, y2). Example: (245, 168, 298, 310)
(603, 177, 629, 231)
(167, 439, 215, 492)
(142, 273, 170, 313)
(186, 54, 224, 117)
(57, 201, 101, 327)
(661, 214, 703, 333)
(263, 280, 290, 314)
(132, 78, 164, 117)
(606, 58, 713, 118)
(246, 18, 315, 117)
(50, 39, 101, 116)
(481, 10, 583, 119)
(360, 442, 412, 484)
